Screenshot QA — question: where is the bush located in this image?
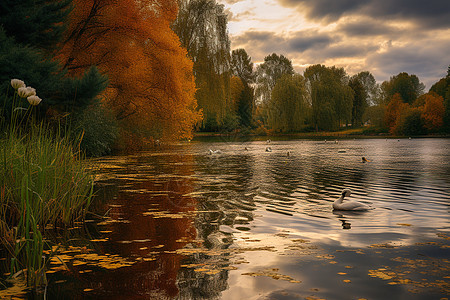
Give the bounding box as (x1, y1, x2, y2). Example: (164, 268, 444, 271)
(72, 102, 119, 157)
(395, 108, 427, 136)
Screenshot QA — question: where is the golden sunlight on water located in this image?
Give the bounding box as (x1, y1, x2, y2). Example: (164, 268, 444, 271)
(4, 138, 449, 299)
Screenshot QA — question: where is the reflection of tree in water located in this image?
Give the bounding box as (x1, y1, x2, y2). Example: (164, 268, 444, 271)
(172, 153, 258, 299)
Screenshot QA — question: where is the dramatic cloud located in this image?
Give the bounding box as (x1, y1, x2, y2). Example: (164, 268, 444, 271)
(219, 0, 450, 88)
(288, 31, 334, 52)
(278, 0, 450, 29)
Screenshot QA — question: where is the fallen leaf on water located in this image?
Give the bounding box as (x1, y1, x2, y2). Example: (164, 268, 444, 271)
(90, 239, 108, 242)
(397, 223, 412, 227)
(83, 289, 94, 292)
(369, 243, 396, 248)
(337, 272, 347, 275)
(343, 280, 351, 283)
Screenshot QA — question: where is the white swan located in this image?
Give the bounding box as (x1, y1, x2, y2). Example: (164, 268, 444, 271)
(265, 147, 272, 152)
(208, 149, 222, 155)
(333, 189, 371, 211)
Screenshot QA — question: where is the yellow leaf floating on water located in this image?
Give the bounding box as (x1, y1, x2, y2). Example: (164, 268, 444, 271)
(343, 279, 351, 283)
(369, 243, 396, 248)
(90, 239, 108, 242)
(337, 272, 347, 275)
(397, 223, 412, 227)
(83, 289, 94, 292)
(241, 268, 300, 283)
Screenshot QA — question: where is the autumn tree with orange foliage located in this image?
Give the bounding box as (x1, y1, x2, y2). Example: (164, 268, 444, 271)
(384, 93, 409, 134)
(420, 92, 445, 132)
(57, 0, 201, 147)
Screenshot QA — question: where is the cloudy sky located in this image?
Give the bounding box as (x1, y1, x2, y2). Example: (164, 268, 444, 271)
(217, 0, 450, 88)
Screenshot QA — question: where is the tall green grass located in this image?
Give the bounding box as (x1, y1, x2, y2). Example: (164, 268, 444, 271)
(1, 99, 94, 287)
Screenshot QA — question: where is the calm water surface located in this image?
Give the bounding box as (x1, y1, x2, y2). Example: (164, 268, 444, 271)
(43, 139, 450, 299)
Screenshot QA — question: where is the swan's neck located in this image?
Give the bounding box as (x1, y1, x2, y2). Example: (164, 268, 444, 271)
(336, 194, 345, 204)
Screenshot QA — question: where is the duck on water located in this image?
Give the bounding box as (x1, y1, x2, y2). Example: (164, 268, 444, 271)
(333, 189, 371, 211)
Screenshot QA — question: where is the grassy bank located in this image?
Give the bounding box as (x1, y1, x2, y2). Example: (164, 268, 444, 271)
(0, 122, 94, 287)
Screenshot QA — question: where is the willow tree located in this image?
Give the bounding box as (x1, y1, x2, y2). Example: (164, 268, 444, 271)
(255, 53, 294, 104)
(173, 0, 231, 130)
(268, 74, 308, 132)
(304, 64, 353, 131)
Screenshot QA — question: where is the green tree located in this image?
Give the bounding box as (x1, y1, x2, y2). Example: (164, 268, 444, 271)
(349, 77, 367, 127)
(382, 72, 425, 104)
(352, 71, 379, 105)
(268, 74, 308, 132)
(304, 64, 353, 131)
(231, 48, 255, 85)
(173, 0, 231, 130)
(396, 108, 426, 136)
(255, 53, 294, 104)
(230, 49, 254, 128)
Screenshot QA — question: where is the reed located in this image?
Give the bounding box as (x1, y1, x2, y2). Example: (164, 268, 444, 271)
(1, 82, 94, 287)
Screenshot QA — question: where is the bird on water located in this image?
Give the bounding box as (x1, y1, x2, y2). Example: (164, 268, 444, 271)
(333, 189, 371, 211)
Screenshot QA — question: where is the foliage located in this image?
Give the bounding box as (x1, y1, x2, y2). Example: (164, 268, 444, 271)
(0, 30, 108, 122)
(0, 111, 93, 286)
(420, 92, 445, 132)
(231, 49, 255, 85)
(268, 74, 308, 132)
(381, 72, 425, 104)
(363, 105, 386, 128)
(0, 0, 72, 50)
(173, 0, 229, 131)
(304, 64, 353, 131)
(255, 53, 294, 104)
(230, 76, 253, 128)
(237, 84, 254, 128)
(384, 93, 409, 134)
(352, 71, 379, 105)
(58, 0, 201, 142)
(72, 102, 119, 157)
(429, 66, 450, 133)
(395, 108, 426, 136)
(349, 76, 368, 127)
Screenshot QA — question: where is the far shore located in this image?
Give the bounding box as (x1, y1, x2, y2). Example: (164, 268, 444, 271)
(193, 128, 449, 141)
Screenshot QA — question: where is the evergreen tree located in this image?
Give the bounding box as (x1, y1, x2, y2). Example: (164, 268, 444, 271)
(0, 0, 72, 50)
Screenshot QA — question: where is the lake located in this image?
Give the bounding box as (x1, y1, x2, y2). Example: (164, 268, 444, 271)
(29, 138, 450, 299)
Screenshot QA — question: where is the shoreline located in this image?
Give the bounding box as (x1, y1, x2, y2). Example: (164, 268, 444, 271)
(193, 130, 450, 140)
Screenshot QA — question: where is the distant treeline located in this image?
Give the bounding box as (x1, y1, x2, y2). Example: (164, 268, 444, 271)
(174, 0, 450, 136)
